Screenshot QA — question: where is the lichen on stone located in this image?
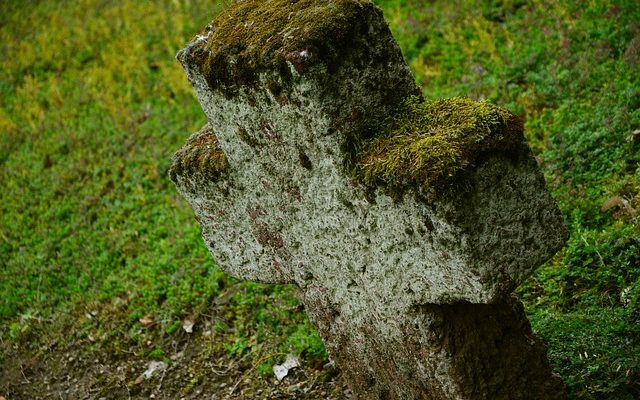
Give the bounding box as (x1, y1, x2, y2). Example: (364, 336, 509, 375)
(352, 96, 524, 192)
(186, 0, 372, 95)
(169, 124, 227, 184)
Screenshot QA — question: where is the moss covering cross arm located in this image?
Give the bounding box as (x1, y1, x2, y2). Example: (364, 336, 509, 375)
(169, 124, 228, 185)
(352, 96, 524, 192)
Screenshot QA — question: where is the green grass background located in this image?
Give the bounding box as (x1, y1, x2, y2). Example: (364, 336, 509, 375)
(1, 0, 639, 398)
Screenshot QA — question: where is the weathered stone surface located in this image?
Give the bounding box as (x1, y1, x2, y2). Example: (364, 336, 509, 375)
(170, 1, 568, 399)
(324, 295, 566, 399)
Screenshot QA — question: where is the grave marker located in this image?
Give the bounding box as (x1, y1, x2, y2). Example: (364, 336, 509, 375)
(170, 1, 568, 398)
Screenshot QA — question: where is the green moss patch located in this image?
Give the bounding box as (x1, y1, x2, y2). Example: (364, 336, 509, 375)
(190, 0, 372, 95)
(353, 96, 523, 192)
(169, 124, 228, 183)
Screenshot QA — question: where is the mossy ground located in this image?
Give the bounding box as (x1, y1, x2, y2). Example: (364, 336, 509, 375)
(1, 0, 639, 399)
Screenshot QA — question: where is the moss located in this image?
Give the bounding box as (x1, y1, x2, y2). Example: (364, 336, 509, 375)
(352, 96, 523, 193)
(169, 124, 228, 183)
(188, 0, 372, 95)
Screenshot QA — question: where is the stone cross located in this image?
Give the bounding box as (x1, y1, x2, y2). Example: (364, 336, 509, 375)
(170, 1, 568, 399)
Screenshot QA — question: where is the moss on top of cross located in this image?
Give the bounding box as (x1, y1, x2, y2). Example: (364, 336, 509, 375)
(185, 0, 373, 95)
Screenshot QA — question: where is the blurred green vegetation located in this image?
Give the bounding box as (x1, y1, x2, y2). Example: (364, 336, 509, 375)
(0, 0, 638, 398)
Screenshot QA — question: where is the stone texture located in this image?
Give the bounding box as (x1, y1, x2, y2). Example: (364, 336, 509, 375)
(170, 1, 568, 399)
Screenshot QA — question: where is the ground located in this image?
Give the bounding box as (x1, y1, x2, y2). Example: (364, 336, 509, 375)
(1, 293, 352, 399)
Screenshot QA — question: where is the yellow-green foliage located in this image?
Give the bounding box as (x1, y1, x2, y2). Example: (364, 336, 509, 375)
(0, 0, 225, 320)
(355, 96, 522, 190)
(192, 0, 371, 93)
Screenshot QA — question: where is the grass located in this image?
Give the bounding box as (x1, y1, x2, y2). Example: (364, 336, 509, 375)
(1, 0, 639, 399)
(0, 0, 223, 325)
